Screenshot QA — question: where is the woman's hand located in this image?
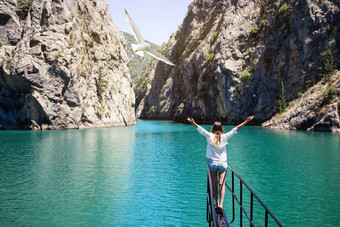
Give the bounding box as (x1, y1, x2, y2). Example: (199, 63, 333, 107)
(246, 116, 254, 122)
(187, 117, 195, 124)
(187, 117, 198, 128)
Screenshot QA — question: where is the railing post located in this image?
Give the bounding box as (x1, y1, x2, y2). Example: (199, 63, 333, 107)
(207, 176, 210, 224)
(231, 172, 235, 223)
(240, 181, 243, 227)
(250, 193, 253, 227)
(206, 163, 218, 227)
(265, 210, 268, 227)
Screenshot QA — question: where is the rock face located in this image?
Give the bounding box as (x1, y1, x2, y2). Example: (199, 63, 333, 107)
(136, 0, 340, 131)
(263, 73, 340, 132)
(0, 0, 135, 129)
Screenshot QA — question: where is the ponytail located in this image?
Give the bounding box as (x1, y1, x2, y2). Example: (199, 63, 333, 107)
(211, 121, 224, 146)
(214, 132, 221, 146)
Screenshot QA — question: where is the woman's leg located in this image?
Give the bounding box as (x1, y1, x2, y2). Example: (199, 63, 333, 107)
(210, 171, 219, 207)
(218, 171, 227, 208)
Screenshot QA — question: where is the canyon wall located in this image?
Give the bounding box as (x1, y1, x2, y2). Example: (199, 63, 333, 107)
(136, 0, 339, 132)
(0, 0, 135, 129)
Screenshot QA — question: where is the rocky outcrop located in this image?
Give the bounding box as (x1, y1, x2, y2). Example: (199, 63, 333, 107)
(136, 0, 340, 131)
(0, 0, 135, 129)
(263, 72, 340, 132)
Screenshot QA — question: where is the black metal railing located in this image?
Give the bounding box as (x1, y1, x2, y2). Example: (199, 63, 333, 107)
(206, 164, 230, 227)
(225, 165, 283, 226)
(207, 164, 283, 227)
(206, 165, 218, 226)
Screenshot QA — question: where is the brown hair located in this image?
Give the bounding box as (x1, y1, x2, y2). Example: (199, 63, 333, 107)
(211, 121, 224, 146)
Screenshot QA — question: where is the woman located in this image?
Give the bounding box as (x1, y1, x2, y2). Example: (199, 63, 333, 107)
(187, 116, 254, 214)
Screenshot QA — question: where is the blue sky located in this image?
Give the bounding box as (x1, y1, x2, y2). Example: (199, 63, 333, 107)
(107, 0, 192, 45)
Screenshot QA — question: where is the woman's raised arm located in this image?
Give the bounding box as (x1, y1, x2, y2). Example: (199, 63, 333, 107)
(187, 117, 212, 138)
(236, 116, 254, 130)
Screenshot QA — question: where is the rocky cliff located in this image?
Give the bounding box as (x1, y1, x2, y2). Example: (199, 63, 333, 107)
(263, 72, 340, 132)
(0, 0, 135, 129)
(135, 0, 340, 131)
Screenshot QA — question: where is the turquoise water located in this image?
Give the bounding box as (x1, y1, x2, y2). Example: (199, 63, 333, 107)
(0, 120, 339, 226)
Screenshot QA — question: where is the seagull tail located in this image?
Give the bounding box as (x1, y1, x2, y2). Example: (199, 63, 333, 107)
(131, 44, 144, 57)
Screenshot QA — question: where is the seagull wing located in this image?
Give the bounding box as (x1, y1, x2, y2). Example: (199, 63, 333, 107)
(125, 9, 144, 44)
(145, 47, 176, 66)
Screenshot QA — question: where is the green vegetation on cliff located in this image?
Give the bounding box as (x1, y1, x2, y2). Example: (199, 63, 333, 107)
(278, 82, 288, 113)
(320, 49, 337, 80)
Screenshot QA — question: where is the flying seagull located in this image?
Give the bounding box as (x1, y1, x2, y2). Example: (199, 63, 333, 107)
(125, 9, 176, 66)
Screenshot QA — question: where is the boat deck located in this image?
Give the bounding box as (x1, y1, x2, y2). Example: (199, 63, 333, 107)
(215, 209, 229, 227)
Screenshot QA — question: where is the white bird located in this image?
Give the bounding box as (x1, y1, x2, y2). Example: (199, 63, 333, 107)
(125, 9, 176, 66)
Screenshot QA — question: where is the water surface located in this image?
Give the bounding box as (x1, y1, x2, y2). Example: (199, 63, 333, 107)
(0, 120, 339, 226)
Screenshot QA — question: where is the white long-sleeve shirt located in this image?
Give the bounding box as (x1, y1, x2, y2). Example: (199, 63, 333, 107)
(197, 126, 238, 162)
